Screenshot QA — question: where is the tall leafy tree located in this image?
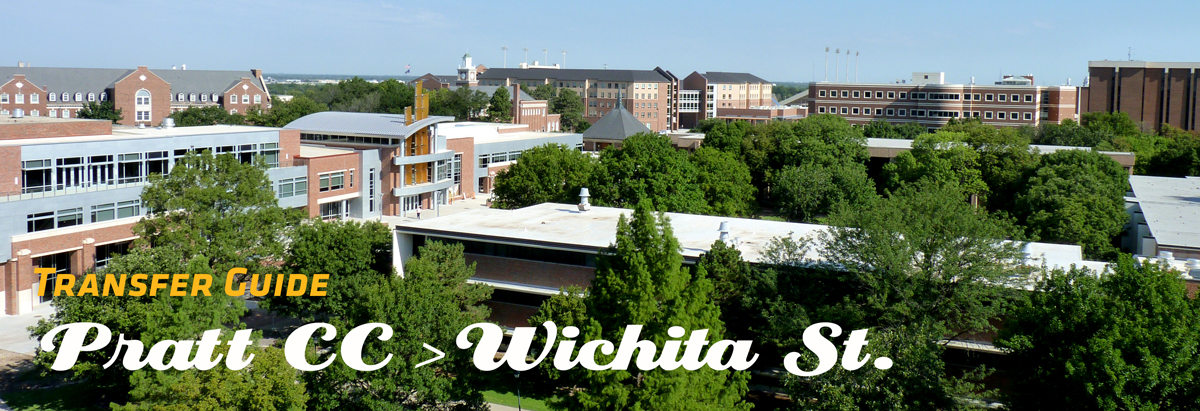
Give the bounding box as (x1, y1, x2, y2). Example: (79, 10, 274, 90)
(169, 105, 246, 126)
(551, 89, 586, 131)
(76, 100, 124, 123)
(942, 117, 1040, 213)
(376, 78, 415, 114)
(112, 345, 308, 411)
(690, 147, 757, 217)
(590, 133, 709, 214)
(487, 86, 513, 123)
(248, 96, 326, 127)
(532, 201, 752, 411)
(305, 241, 492, 411)
(883, 131, 989, 201)
(1143, 124, 1200, 177)
(263, 219, 393, 320)
(492, 143, 596, 209)
(1015, 149, 1128, 260)
(998, 255, 1200, 410)
(771, 161, 878, 223)
(135, 150, 305, 274)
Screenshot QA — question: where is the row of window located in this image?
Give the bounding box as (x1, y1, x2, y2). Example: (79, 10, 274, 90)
(21, 145, 279, 194)
(818, 89, 1037, 103)
(318, 171, 348, 192)
(1, 91, 264, 105)
(277, 177, 309, 198)
(817, 105, 1035, 121)
(26, 200, 141, 233)
(477, 150, 523, 167)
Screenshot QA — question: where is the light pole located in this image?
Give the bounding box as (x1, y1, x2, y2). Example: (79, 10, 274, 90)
(514, 371, 523, 411)
(502, 46, 508, 68)
(542, 49, 548, 64)
(523, 47, 529, 65)
(824, 47, 829, 81)
(845, 49, 851, 83)
(834, 49, 840, 82)
(855, 52, 860, 82)
(562, 50, 567, 68)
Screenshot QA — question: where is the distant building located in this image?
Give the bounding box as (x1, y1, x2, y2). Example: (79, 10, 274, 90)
(478, 66, 680, 132)
(0, 66, 270, 127)
(580, 105, 651, 151)
(807, 72, 1078, 130)
(1081, 61, 1200, 132)
(412, 74, 458, 90)
(679, 71, 778, 128)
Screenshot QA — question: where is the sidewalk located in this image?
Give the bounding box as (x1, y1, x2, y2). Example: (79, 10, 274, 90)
(489, 404, 522, 411)
(0, 303, 54, 355)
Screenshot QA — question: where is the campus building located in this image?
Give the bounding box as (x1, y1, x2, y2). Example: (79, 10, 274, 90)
(284, 82, 578, 209)
(1081, 61, 1200, 132)
(807, 72, 1078, 130)
(391, 201, 1110, 331)
(1125, 175, 1200, 261)
(0, 65, 270, 127)
(477, 66, 681, 132)
(0, 115, 370, 315)
(678, 72, 788, 128)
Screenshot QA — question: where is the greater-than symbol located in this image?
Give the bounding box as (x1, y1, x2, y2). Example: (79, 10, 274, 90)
(415, 344, 444, 368)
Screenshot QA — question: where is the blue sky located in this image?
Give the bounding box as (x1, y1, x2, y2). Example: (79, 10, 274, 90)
(8, 0, 1200, 85)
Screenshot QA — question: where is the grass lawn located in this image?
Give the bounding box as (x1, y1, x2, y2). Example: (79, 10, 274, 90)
(483, 390, 553, 411)
(0, 382, 108, 411)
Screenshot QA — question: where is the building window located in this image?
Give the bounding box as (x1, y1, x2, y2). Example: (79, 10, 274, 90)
(997, 112, 1006, 119)
(1011, 112, 1018, 120)
(31, 93, 39, 103)
(190, 93, 197, 102)
(985, 94, 994, 101)
(28, 208, 83, 232)
(75, 92, 83, 102)
(998, 94, 1006, 102)
(886, 108, 895, 116)
(15, 94, 23, 104)
(840, 107, 848, 114)
(136, 111, 151, 121)
(95, 242, 130, 270)
(1023, 112, 1033, 120)
(254, 94, 262, 104)
(985, 111, 993, 119)
(973, 93, 981, 101)
(899, 92, 907, 99)
(319, 201, 345, 220)
(1024, 94, 1033, 102)
(100, 92, 107, 101)
(0, 93, 8, 103)
(277, 177, 308, 198)
(1011, 94, 1019, 102)
(88, 93, 95, 102)
(898, 109, 906, 116)
(818, 106, 827, 114)
(875, 108, 883, 115)
(201, 94, 209, 102)
(853, 91, 860, 98)
(841, 90, 848, 98)
(49, 109, 57, 118)
(62, 110, 70, 118)
(319, 171, 345, 192)
(819, 90, 827, 97)
(213, 93, 220, 102)
(368, 168, 377, 213)
(242, 94, 250, 104)
(30, 110, 38, 116)
(62, 92, 70, 102)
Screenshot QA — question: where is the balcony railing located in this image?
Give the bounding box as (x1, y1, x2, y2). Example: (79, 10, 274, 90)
(0, 180, 149, 203)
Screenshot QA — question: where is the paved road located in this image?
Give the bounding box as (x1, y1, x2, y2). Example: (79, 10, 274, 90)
(0, 303, 53, 354)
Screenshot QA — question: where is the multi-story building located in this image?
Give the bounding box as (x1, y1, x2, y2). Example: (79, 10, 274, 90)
(477, 66, 681, 132)
(284, 82, 579, 214)
(0, 115, 380, 315)
(1125, 175, 1200, 260)
(0, 66, 271, 127)
(678, 71, 775, 128)
(807, 72, 1078, 130)
(1081, 61, 1200, 132)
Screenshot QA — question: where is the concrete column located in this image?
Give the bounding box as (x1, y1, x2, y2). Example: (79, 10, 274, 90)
(15, 249, 33, 315)
(78, 238, 96, 274)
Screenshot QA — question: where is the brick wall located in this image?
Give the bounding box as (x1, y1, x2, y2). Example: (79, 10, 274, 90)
(0, 119, 112, 140)
(0, 145, 21, 194)
(113, 66, 171, 127)
(0, 75, 47, 116)
(446, 137, 475, 199)
(222, 78, 269, 115)
(301, 152, 361, 218)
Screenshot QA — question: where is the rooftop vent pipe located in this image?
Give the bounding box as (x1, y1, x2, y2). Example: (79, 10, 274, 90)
(719, 221, 730, 243)
(578, 187, 591, 211)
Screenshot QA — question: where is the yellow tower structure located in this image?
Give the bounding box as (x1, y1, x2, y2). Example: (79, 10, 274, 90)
(404, 81, 432, 186)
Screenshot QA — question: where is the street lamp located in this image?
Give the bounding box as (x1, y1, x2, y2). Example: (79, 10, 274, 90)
(514, 370, 523, 411)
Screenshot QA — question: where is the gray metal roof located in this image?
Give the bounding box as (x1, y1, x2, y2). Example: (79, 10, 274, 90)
(283, 111, 454, 138)
(780, 90, 809, 105)
(581, 107, 651, 141)
(155, 69, 265, 94)
(0, 66, 265, 96)
(698, 71, 770, 84)
(1129, 175, 1200, 249)
(479, 68, 671, 83)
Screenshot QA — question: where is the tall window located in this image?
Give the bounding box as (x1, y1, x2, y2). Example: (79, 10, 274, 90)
(88, 93, 95, 102)
(75, 93, 83, 102)
(135, 89, 151, 123)
(31, 93, 39, 103)
(15, 94, 23, 104)
(62, 92, 70, 102)
(48, 92, 56, 102)
(319, 171, 345, 192)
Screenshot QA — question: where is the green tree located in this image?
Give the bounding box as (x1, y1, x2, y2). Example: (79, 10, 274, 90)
(1082, 111, 1143, 137)
(690, 147, 757, 217)
(487, 86, 513, 123)
(29, 250, 245, 400)
(524, 83, 556, 101)
(771, 161, 878, 223)
(76, 100, 124, 123)
(247, 96, 327, 127)
(376, 79, 415, 114)
(135, 150, 304, 274)
(883, 131, 989, 202)
(777, 114, 869, 168)
(998, 255, 1200, 410)
(263, 219, 393, 320)
(492, 143, 596, 209)
(943, 117, 1040, 213)
(700, 120, 749, 155)
(305, 240, 492, 411)
(590, 133, 709, 214)
(533, 201, 752, 411)
(551, 89, 586, 131)
(696, 240, 774, 342)
(1015, 149, 1128, 260)
(169, 106, 246, 126)
(112, 345, 308, 411)
(1143, 124, 1200, 176)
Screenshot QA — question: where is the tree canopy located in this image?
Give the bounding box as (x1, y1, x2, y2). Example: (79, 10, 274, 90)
(1014, 149, 1129, 260)
(487, 86, 513, 123)
(492, 143, 596, 209)
(589, 133, 709, 214)
(169, 105, 246, 126)
(76, 100, 123, 123)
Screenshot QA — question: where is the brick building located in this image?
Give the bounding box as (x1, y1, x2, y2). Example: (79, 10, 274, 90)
(478, 66, 681, 132)
(807, 72, 1078, 130)
(0, 65, 270, 127)
(1081, 61, 1200, 132)
(678, 71, 777, 128)
(0, 115, 370, 315)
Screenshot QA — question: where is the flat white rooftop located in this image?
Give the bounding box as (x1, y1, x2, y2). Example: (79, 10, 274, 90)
(394, 203, 1109, 272)
(0, 124, 279, 147)
(437, 122, 579, 144)
(299, 144, 355, 158)
(1129, 175, 1200, 250)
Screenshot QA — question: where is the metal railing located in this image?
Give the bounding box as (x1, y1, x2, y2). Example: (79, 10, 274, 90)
(0, 180, 149, 203)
